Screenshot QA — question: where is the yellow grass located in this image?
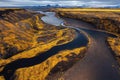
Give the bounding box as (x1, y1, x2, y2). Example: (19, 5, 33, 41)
(14, 47, 86, 80)
(0, 8, 21, 11)
(108, 37, 120, 56)
(108, 37, 120, 66)
(0, 9, 76, 74)
(0, 28, 75, 67)
(54, 8, 120, 35)
(0, 8, 85, 80)
(0, 76, 4, 80)
(56, 8, 120, 12)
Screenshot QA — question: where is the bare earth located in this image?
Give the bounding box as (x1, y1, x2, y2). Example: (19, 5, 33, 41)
(62, 18, 120, 80)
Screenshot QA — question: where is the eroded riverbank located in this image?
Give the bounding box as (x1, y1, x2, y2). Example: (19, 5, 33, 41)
(58, 16, 120, 80)
(0, 11, 88, 80)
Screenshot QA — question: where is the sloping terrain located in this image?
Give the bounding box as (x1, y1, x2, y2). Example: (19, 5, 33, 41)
(52, 8, 120, 80)
(0, 8, 75, 59)
(54, 8, 120, 34)
(53, 8, 120, 66)
(0, 8, 43, 58)
(2, 8, 120, 80)
(0, 8, 82, 80)
(108, 37, 120, 64)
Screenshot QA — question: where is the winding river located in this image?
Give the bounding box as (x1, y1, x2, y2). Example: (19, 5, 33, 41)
(41, 12, 120, 80)
(60, 16, 120, 80)
(0, 12, 88, 80)
(1, 11, 120, 80)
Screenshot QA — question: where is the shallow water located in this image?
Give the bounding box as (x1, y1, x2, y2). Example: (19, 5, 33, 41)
(41, 12, 63, 26)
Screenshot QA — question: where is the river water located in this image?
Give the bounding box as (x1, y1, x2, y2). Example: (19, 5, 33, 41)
(41, 12, 63, 26)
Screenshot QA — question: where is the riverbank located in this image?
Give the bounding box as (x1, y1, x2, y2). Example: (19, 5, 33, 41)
(53, 7, 120, 70)
(9, 11, 88, 80)
(0, 9, 77, 80)
(51, 8, 120, 80)
(53, 7, 120, 66)
(107, 37, 120, 66)
(13, 47, 86, 80)
(53, 8, 120, 34)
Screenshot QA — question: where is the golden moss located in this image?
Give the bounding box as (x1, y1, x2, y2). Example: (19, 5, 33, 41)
(13, 47, 86, 80)
(0, 76, 5, 80)
(108, 37, 120, 56)
(108, 37, 120, 67)
(0, 28, 75, 66)
(54, 8, 120, 12)
(0, 9, 76, 78)
(54, 8, 120, 34)
(0, 8, 76, 59)
(0, 8, 78, 80)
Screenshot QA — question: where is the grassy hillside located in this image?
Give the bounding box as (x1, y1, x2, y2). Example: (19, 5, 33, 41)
(14, 47, 86, 80)
(54, 8, 120, 12)
(0, 8, 84, 80)
(53, 8, 120, 67)
(0, 8, 41, 58)
(53, 8, 120, 34)
(108, 37, 120, 65)
(0, 8, 76, 59)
